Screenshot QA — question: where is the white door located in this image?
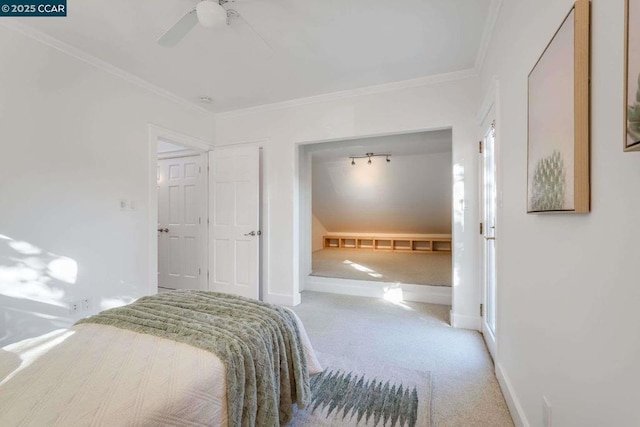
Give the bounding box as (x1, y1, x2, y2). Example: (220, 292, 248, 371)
(158, 155, 205, 290)
(480, 111, 497, 359)
(209, 146, 260, 299)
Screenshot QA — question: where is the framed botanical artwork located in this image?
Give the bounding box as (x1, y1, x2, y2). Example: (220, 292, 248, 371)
(527, 0, 590, 214)
(625, 0, 640, 151)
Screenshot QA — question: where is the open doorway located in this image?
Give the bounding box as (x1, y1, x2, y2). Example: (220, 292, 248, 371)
(155, 138, 208, 292)
(301, 130, 453, 305)
(147, 125, 212, 295)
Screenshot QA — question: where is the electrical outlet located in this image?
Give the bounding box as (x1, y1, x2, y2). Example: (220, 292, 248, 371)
(69, 300, 81, 314)
(543, 396, 552, 427)
(82, 298, 91, 311)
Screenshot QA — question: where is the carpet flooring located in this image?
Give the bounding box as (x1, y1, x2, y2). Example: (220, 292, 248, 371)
(311, 249, 452, 286)
(292, 292, 513, 427)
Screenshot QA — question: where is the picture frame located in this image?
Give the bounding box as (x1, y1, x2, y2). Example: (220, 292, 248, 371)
(527, 0, 590, 214)
(625, 0, 640, 151)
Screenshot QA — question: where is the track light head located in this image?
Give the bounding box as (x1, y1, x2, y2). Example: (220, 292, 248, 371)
(367, 157, 372, 165)
(351, 158, 355, 166)
(386, 156, 390, 162)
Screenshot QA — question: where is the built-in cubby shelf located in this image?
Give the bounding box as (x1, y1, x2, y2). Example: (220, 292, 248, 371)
(323, 235, 452, 253)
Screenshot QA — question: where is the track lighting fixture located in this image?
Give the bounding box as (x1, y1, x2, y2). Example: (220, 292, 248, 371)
(348, 152, 391, 166)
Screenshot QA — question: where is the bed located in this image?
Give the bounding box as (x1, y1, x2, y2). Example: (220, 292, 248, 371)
(0, 290, 322, 426)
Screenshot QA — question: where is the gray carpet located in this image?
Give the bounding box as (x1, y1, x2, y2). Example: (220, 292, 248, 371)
(292, 292, 513, 427)
(311, 249, 452, 286)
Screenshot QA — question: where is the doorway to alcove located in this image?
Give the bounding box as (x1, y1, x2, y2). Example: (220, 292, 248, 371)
(299, 129, 453, 304)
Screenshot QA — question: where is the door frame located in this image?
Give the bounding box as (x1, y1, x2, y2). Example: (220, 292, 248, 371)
(477, 78, 501, 360)
(147, 124, 212, 294)
(294, 126, 456, 308)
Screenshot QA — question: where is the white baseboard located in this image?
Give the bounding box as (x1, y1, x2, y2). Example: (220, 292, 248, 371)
(264, 292, 301, 306)
(495, 363, 529, 427)
(449, 311, 481, 330)
(304, 276, 452, 305)
(292, 292, 301, 305)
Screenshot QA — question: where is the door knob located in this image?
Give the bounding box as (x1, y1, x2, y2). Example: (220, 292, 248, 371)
(244, 230, 261, 236)
(158, 228, 169, 233)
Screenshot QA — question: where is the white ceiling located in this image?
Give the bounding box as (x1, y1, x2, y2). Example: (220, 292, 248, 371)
(310, 130, 453, 234)
(12, 0, 494, 113)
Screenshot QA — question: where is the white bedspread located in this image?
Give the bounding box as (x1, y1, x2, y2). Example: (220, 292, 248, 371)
(0, 311, 321, 427)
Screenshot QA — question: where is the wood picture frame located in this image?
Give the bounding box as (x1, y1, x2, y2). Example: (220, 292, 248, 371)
(527, 0, 590, 214)
(625, 0, 640, 151)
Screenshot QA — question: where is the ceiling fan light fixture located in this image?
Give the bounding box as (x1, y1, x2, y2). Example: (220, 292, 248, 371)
(196, 0, 227, 28)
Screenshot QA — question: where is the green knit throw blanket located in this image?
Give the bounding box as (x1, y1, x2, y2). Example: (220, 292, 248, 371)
(76, 290, 310, 427)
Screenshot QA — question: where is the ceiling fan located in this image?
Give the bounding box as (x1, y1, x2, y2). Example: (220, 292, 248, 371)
(158, 0, 243, 47)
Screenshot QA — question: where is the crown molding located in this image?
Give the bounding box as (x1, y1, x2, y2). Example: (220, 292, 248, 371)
(215, 68, 479, 119)
(1, 21, 212, 116)
(1, 15, 493, 121)
(474, 0, 503, 73)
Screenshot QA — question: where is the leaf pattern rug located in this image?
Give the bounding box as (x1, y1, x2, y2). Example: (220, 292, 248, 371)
(289, 352, 431, 427)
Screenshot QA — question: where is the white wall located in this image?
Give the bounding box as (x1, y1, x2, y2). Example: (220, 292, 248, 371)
(311, 215, 328, 252)
(215, 73, 480, 325)
(0, 26, 213, 346)
(480, 1, 640, 426)
(312, 152, 453, 234)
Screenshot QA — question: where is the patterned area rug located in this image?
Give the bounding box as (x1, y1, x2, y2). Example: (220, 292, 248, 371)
(289, 352, 431, 427)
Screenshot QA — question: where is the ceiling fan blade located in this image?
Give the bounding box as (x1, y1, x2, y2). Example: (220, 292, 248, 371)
(233, 11, 273, 53)
(158, 8, 198, 47)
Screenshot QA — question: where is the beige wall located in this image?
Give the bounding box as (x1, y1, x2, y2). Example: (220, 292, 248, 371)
(311, 215, 328, 252)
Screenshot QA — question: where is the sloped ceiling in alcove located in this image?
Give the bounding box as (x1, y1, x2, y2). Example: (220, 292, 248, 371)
(311, 130, 452, 234)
